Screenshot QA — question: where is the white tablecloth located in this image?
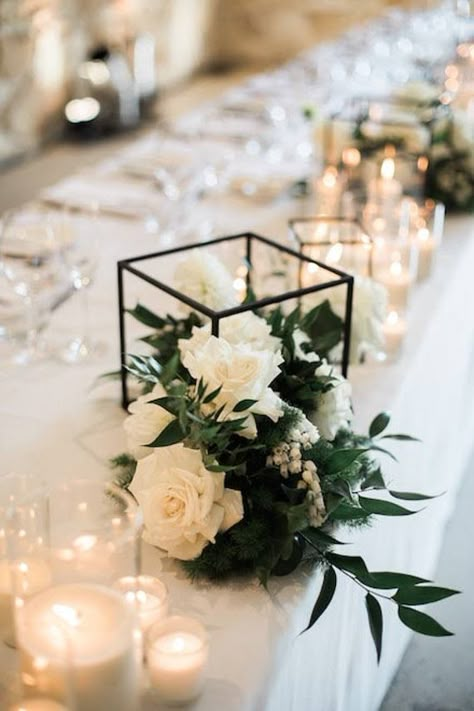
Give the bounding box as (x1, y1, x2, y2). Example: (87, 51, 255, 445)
(1, 5, 474, 709)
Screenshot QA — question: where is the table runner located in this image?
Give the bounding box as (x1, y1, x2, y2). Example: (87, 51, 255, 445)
(1, 4, 473, 709)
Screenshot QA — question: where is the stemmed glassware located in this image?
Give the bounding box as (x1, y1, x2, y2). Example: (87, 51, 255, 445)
(0, 206, 65, 365)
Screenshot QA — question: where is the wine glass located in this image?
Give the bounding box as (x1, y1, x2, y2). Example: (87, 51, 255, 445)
(57, 205, 105, 364)
(0, 207, 63, 365)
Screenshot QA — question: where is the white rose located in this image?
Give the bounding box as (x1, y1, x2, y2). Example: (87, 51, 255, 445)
(129, 444, 244, 560)
(179, 311, 281, 357)
(123, 383, 174, 459)
(174, 249, 238, 311)
(180, 335, 284, 438)
(392, 81, 440, 106)
(293, 328, 318, 362)
(312, 361, 352, 440)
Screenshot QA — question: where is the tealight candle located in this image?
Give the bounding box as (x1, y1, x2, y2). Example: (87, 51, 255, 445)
(368, 158, 402, 203)
(415, 227, 436, 281)
(314, 167, 345, 216)
(382, 311, 407, 357)
(114, 575, 168, 631)
(147, 615, 209, 705)
(377, 259, 412, 312)
(18, 583, 139, 711)
(9, 699, 67, 711)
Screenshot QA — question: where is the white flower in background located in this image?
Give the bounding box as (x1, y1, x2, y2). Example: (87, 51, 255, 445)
(180, 335, 284, 438)
(392, 81, 441, 107)
(179, 311, 281, 357)
(123, 383, 174, 459)
(129, 444, 244, 560)
(304, 277, 387, 363)
(266, 414, 320, 478)
(312, 361, 352, 441)
(174, 249, 238, 311)
(293, 328, 318, 362)
(360, 119, 430, 154)
(450, 108, 474, 156)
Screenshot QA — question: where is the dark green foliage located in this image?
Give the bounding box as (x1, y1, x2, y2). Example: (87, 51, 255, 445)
(110, 453, 137, 489)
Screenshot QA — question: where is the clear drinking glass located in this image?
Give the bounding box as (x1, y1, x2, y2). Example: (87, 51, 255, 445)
(0, 208, 64, 365)
(56, 206, 104, 364)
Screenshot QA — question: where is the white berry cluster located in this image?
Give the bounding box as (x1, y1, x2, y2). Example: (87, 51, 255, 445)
(266, 418, 326, 527)
(266, 419, 320, 478)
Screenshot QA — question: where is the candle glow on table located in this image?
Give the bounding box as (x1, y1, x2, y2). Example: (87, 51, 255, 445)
(114, 575, 168, 631)
(0, 558, 51, 644)
(9, 699, 67, 711)
(368, 157, 403, 202)
(377, 258, 412, 312)
(382, 310, 407, 357)
(18, 583, 139, 711)
(147, 615, 209, 705)
(314, 167, 344, 216)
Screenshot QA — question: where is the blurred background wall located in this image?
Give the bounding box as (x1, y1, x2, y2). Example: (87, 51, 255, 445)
(0, 0, 426, 167)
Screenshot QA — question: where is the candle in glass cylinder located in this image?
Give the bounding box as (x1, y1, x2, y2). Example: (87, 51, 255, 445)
(9, 699, 67, 711)
(0, 558, 51, 644)
(382, 311, 407, 356)
(415, 227, 436, 281)
(378, 259, 412, 312)
(314, 167, 345, 216)
(114, 575, 168, 632)
(147, 616, 209, 705)
(18, 584, 139, 711)
(368, 158, 402, 202)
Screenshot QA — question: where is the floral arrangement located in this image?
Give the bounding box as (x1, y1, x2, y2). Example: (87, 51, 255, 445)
(112, 249, 457, 660)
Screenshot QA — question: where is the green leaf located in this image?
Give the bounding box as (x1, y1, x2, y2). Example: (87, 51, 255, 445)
(381, 434, 420, 442)
(360, 467, 386, 490)
(393, 586, 459, 606)
(365, 572, 431, 589)
(366, 593, 383, 662)
(303, 527, 348, 547)
(369, 445, 398, 462)
(301, 567, 337, 633)
(325, 552, 370, 580)
(147, 419, 184, 447)
(206, 463, 239, 473)
(151, 396, 180, 414)
(389, 490, 439, 501)
(369, 412, 391, 438)
(325, 448, 368, 475)
(233, 399, 258, 412)
(398, 606, 453, 636)
(126, 303, 166, 329)
(203, 386, 222, 404)
(359, 496, 417, 516)
(328, 502, 371, 522)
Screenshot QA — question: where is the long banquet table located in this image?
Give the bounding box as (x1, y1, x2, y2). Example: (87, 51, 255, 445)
(1, 4, 474, 710)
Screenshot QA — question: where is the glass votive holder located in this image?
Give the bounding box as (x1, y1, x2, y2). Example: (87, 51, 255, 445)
(401, 198, 445, 281)
(16, 583, 139, 711)
(290, 216, 372, 277)
(312, 166, 347, 217)
(113, 575, 169, 632)
(146, 615, 209, 706)
(380, 310, 407, 362)
(1, 474, 50, 647)
(371, 238, 418, 315)
(8, 698, 68, 711)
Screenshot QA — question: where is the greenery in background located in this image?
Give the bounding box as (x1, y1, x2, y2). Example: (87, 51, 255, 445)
(112, 301, 459, 662)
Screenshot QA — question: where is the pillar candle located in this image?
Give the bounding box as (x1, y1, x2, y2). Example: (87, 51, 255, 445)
(377, 260, 412, 312)
(18, 584, 139, 711)
(415, 228, 436, 281)
(382, 311, 407, 356)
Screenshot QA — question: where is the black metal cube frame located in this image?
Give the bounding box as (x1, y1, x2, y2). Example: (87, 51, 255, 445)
(117, 232, 354, 409)
(289, 216, 374, 278)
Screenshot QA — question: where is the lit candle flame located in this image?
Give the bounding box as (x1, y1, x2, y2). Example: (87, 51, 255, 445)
(52, 604, 82, 628)
(326, 242, 343, 264)
(417, 228, 430, 242)
(322, 167, 338, 189)
(381, 158, 395, 181)
(387, 311, 399, 326)
(389, 261, 403, 277)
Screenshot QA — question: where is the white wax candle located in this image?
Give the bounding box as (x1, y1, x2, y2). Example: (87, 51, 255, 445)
(115, 575, 168, 631)
(415, 228, 435, 281)
(18, 584, 139, 711)
(314, 167, 344, 216)
(148, 628, 208, 704)
(9, 699, 67, 711)
(383, 311, 407, 356)
(0, 558, 51, 643)
(377, 261, 412, 312)
(368, 158, 402, 202)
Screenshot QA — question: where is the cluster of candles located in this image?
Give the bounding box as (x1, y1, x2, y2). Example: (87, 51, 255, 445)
(305, 149, 445, 360)
(0, 479, 209, 710)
